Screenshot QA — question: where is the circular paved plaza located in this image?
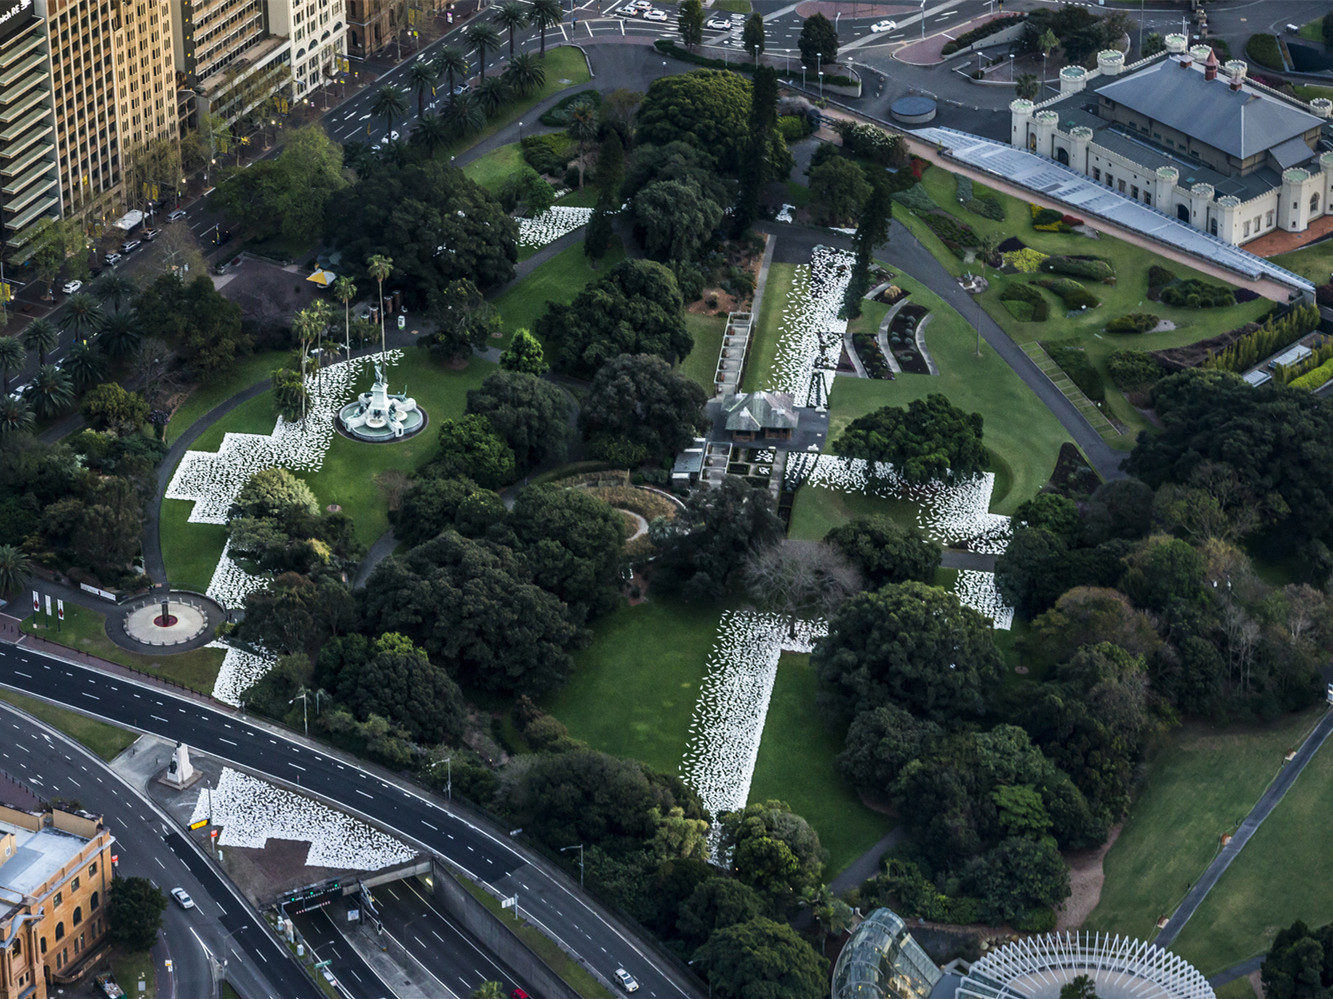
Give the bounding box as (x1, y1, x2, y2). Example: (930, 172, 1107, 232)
(114, 592, 225, 653)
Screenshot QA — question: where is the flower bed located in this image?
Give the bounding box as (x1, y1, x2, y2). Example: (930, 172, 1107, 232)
(189, 767, 416, 870)
(516, 205, 594, 249)
(679, 611, 828, 822)
(1002, 248, 1048, 274)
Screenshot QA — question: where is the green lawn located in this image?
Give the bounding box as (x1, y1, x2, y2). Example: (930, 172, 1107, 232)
(557, 185, 601, 208)
(544, 597, 724, 777)
(1297, 18, 1325, 43)
(1084, 707, 1325, 944)
(903, 166, 1274, 445)
(1214, 980, 1258, 999)
(680, 313, 726, 394)
(190, 391, 282, 452)
(169, 349, 290, 442)
(443, 47, 591, 160)
(712, 0, 751, 11)
(112, 950, 157, 999)
(1172, 716, 1333, 974)
(0, 689, 137, 761)
(462, 141, 525, 195)
(1293, 82, 1333, 103)
(741, 262, 796, 392)
(20, 603, 227, 694)
(1273, 238, 1333, 287)
(749, 653, 893, 877)
(491, 239, 626, 349)
(787, 268, 1074, 541)
(159, 501, 228, 594)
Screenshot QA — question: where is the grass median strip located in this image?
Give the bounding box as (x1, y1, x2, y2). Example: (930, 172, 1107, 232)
(0, 689, 137, 760)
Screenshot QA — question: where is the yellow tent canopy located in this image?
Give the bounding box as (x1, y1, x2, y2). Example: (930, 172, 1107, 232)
(307, 268, 336, 287)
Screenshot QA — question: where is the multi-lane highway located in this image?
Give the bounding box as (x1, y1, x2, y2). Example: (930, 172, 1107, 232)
(0, 701, 327, 999)
(0, 635, 703, 999)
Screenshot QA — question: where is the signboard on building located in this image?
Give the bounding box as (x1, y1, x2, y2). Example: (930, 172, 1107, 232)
(0, 0, 35, 44)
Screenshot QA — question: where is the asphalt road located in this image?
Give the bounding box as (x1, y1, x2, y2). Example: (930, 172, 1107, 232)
(372, 875, 534, 998)
(0, 637, 703, 999)
(0, 701, 322, 999)
(290, 907, 395, 999)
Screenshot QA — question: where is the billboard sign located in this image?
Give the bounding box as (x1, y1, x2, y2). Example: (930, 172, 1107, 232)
(0, 0, 36, 44)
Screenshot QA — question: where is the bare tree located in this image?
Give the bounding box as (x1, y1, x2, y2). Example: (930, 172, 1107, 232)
(742, 540, 861, 635)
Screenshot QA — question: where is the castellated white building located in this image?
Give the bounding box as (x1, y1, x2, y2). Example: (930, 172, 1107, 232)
(1010, 34, 1333, 247)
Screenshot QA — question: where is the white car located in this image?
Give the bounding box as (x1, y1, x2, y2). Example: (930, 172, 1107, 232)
(167, 209, 187, 222)
(644, 8, 667, 20)
(705, 16, 730, 29)
(61, 280, 82, 295)
(870, 19, 897, 32)
(615, 970, 639, 993)
(170, 888, 195, 910)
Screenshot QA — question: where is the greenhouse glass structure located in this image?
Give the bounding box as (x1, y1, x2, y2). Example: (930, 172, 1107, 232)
(833, 909, 943, 999)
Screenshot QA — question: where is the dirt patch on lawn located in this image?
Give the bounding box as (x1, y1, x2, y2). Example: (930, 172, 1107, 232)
(1056, 823, 1122, 931)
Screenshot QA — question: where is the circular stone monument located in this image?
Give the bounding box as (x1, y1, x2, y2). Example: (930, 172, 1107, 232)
(123, 599, 210, 647)
(338, 357, 426, 442)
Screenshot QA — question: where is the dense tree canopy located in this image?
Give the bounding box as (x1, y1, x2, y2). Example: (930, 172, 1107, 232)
(834, 394, 987, 483)
(537, 260, 692, 376)
(108, 877, 167, 951)
(1262, 921, 1333, 999)
(636, 71, 756, 175)
(824, 517, 940, 589)
(692, 917, 829, 999)
(328, 160, 518, 303)
(509, 485, 626, 621)
(214, 124, 347, 244)
(814, 581, 1004, 725)
(429, 413, 518, 489)
(466, 370, 572, 474)
(135, 273, 248, 378)
(580, 353, 706, 465)
(392, 474, 509, 548)
(718, 801, 824, 909)
(360, 531, 579, 694)
(798, 12, 838, 68)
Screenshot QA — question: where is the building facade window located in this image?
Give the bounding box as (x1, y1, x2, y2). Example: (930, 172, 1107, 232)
(91, 891, 99, 911)
(73, 907, 82, 927)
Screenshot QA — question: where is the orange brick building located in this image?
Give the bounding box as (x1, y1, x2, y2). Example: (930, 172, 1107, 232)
(0, 775, 114, 999)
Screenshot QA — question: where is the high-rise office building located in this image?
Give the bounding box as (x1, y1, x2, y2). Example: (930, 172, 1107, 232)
(39, 0, 178, 221)
(0, 0, 60, 267)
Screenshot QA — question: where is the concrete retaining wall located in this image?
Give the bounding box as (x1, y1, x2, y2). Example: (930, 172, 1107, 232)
(945, 19, 1027, 58)
(428, 863, 591, 999)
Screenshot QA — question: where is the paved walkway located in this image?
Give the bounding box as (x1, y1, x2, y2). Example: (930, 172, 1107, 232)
(1154, 706, 1333, 949)
(829, 827, 904, 895)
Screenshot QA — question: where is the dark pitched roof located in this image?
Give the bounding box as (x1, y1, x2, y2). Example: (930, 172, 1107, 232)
(724, 391, 798, 432)
(1093, 57, 1322, 160)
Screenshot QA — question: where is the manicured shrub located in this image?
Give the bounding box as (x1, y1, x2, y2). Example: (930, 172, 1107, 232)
(836, 122, 906, 166)
(1043, 340, 1105, 401)
(955, 174, 974, 202)
(1160, 279, 1235, 308)
(1034, 276, 1100, 311)
(1106, 312, 1160, 334)
(1002, 247, 1048, 273)
(999, 282, 1049, 321)
(1107, 349, 1163, 392)
(1245, 33, 1284, 71)
(892, 184, 936, 214)
(522, 134, 570, 175)
(1041, 255, 1115, 283)
(964, 196, 1004, 220)
(1031, 206, 1064, 227)
(777, 115, 810, 142)
(919, 211, 981, 255)
(1290, 358, 1333, 391)
(1147, 264, 1176, 289)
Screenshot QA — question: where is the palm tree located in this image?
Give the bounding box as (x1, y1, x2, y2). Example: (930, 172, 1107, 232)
(0, 543, 30, 596)
(61, 340, 105, 392)
(410, 113, 450, 157)
(476, 77, 511, 118)
(91, 273, 136, 312)
(493, 0, 528, 56)
(370, 84, 409, 140)
(1015, 72, 1040, 101)
(567, 100, 598, 188)
(445, 94, 486, 139)
(309, 298, 336, 373)
(62, 292, 105, 343)
(366, 254, 393, 361)
(20, 319, 58, 367)
(1039, 28, 1059, 97)
(0, 337, 25, 395)
(332, 276, 357, 355)
(27, 364, 73, 419)
(0, 397, 33, 439)
(408, 61, 437, 118)
(530, 0, 562, 56)
(503, 53, 546, 97)
(466, 23, 502, 81)
(433, 46, 469, 99)
(97, 311, 142, 363)
(471, 983, 505, 999)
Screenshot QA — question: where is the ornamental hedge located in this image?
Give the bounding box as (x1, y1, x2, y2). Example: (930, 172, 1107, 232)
(1159, 278, 1235, 309)
(1107, 349, 1164, 392)
(538, 90, 602, 127)
(1041, 255, 1116, 283)
(1245, 33, 1284, 71)
(940, 14, 1025, 55)
(1147, 265, 1176, 290)
(999, 282, 1049, 321)
(1291, 358, 1333, 391)
(1106, 312, 1160, 334)
(1033, 276, 1100, 311)
(1042, 341, 1104, 401)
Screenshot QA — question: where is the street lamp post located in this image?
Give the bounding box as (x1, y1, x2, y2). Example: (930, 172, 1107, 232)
(560, 844, 585, 888)
(427, 756, 453, 801)
(819, 70, 824, 98)
(289, 690, 309, 737)
(919, 0, 925, 40)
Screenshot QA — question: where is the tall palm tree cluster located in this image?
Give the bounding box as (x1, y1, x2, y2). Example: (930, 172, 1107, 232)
(368, 0, 561, 159)
(0, 273, 144, 432)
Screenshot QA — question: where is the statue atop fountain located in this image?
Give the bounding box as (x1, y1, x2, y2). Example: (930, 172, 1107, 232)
(338, 358, 426, 441)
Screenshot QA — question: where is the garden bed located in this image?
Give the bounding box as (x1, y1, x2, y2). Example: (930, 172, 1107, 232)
(888, 305, 932, 374)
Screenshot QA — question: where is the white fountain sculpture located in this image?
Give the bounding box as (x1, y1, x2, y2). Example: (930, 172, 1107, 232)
(339, 360, 422, 439)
